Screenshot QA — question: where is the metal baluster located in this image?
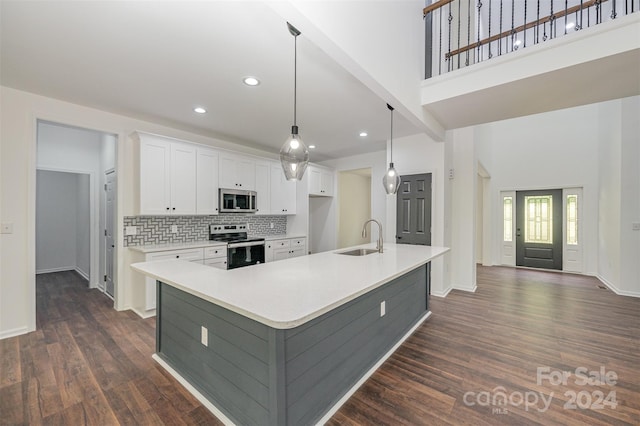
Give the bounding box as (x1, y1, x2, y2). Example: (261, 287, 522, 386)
(596, 0, 601, 24)
(458, 0, 461, 69)
(439, 8, 443, 75)
(578, 0, 583, 30)
(511, 0, 515, 51)
(536, 0, 540, 43)
(564, 0, 568, 35)
(499, 0, 504, 55)
(488, 0, 493, 58)
(543, 21, 548, 41)
(477, 0, 482, 62)
(524, 0, 528, 47)
(466, 0, 471, 66)
(611, 0, 617, 18)
(448, 3, 453, 72)
(550, 0, 554, 39)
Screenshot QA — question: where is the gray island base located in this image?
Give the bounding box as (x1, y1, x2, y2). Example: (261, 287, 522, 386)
(155, 263, 430, 425)
(131, 243, 449, 425)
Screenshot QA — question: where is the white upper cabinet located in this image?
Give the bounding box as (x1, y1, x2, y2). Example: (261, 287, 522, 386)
(309, 165, 334, 197)
(254, 160, 271, 215)
(219, 153, 256, 190)
(139, 133, 196, 215)
(270, 163, 296, 215)
(196, 147, 219, 215)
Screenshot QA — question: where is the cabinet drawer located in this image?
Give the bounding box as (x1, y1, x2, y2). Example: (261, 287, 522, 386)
(204, 258, 227, 269)
(270, 239, 290, 248)
(291, 238, 306, 247)
(204, 246, 227, 259)
(147, 248, 204, 262)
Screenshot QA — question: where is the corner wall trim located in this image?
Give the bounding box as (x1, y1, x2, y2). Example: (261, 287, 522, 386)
(0, 326, 31, 340)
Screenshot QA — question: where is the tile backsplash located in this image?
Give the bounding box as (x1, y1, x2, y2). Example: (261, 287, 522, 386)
(123, 214, 287, 247)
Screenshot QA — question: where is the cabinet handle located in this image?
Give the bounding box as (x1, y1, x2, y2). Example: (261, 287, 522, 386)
(166, 207, 170, 210)
(176, 255, 180, 258)
(172, 207, 176, 211)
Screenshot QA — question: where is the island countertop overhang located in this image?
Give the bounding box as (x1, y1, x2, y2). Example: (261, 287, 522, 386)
(131, 243, 449, 329)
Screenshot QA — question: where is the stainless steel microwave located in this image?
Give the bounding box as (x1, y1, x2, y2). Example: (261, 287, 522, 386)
(219, 188, 257, 213)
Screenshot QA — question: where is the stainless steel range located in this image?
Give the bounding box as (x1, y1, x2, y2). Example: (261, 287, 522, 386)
(209, 224, 265, 269)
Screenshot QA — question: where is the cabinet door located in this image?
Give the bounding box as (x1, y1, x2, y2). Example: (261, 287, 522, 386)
(218, 154, 237, 189)
(273, 247, 291, 261)
(170, 142, 197, 215)
(196, 148, 219, 215)
(254, 161, 271, 215)
(236, 157, 256, 190)
(270, 164, 296, 214)
(140, 136, 171, 215)
(321, 170, 334, 197)
(309, 168, 322, 195)
(265, 243, 274, 262)
(289, 246, 306, 258)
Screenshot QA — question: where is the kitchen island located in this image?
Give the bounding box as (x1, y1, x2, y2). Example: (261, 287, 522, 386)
(132, 243, 448, 425)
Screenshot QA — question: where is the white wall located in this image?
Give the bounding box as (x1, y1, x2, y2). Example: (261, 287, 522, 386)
(337, 171, 371, 249)
(36, 170, 78, 273)
(270, 0, 444, 140)
(0, 85, 281, 339)
(309, 197, 335, 253)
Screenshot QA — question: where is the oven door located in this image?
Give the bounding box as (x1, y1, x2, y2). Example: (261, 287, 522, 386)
(227, 241, 265, 269)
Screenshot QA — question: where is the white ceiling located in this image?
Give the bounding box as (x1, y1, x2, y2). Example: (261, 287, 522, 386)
(0, 1, 422, 161)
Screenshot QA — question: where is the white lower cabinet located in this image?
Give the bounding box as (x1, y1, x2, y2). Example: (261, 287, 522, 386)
(203, 246, 227, 269)
(265, 237, 306, 262)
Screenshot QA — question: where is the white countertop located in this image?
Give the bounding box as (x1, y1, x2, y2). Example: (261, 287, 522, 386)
(128, 235, 306, 253)
(128, 240, 227, 254)
(131, 243, 449, 329)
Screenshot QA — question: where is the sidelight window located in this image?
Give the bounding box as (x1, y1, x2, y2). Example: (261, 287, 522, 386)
(567, 194, 578, 245)
(503, 196, 513, 242)
(524, 195, 553, 244)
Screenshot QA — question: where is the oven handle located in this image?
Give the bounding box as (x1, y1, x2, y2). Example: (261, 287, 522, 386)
(228, 241, 265, 249)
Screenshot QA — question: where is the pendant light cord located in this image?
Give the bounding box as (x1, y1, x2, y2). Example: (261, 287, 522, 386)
(294, 34, 297, 127)
(387, 103, 394, 163)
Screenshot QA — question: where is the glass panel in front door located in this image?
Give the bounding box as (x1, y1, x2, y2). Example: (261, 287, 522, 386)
(524, 195, 553, 244)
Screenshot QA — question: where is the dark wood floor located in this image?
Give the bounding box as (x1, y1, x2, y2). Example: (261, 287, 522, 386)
(1, 267, 639, 425)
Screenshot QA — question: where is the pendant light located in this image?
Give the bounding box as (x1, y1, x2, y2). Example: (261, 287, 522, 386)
(280, 22, 309, 181)
(382, 103, 401, 194)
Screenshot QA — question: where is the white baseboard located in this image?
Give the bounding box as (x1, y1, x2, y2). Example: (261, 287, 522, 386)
(36, 266, 75, 274)
(131, 307, 156, 319)
(75, 267, 89, 281)
(0, 326, 31, 340)
(453, 284, 478, 293)
(431, 286, 452, 298)
(597, 275, 640, 298)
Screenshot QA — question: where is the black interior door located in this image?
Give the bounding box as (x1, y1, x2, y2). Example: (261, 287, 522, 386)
(396, 173, 432, 245)
(516, 189, 562, 270)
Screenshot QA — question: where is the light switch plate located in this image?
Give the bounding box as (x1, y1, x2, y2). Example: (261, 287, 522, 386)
(632, 222, 640, 231)
(125, 226, 137, 236)
(201, 326, 208, 347)
(380, 301, 386, 317)
(1, 223, 13, 234)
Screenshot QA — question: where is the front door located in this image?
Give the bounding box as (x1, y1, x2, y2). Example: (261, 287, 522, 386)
(396, 173, 432, 245)
(516, 189, 562, 270)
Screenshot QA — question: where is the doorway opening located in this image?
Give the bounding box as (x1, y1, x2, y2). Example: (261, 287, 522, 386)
(337, 168, 372, 249)
(35, 120, 117, 302)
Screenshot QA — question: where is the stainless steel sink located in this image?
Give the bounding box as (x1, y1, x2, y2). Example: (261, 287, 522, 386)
(336, 248, 379, 256)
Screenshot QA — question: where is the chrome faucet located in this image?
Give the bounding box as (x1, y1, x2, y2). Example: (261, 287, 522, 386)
(362, 219, 383, 253)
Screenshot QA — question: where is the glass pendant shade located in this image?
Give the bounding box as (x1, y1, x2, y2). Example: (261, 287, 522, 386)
(383, 162, 401, 194)
(280, 125, 309, 180)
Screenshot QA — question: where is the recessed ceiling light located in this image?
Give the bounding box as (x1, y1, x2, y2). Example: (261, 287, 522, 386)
(359, 132, 368, 137)
(243, 76, 260, 86)
(194, 107, 206, 114)
(309, 145, 316, 149)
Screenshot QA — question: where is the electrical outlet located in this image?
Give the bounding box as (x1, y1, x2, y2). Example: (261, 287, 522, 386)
(1, 223, 13, 234)
(201, 326, 208, 347)
(125, 226, 137, 236)
(380, 301, 386, 317)
(632, 222, 640, 231)
(171, 225, 178, 233)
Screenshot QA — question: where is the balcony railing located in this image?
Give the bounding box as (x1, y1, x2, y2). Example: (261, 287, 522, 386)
(423, 0, 639, 78)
